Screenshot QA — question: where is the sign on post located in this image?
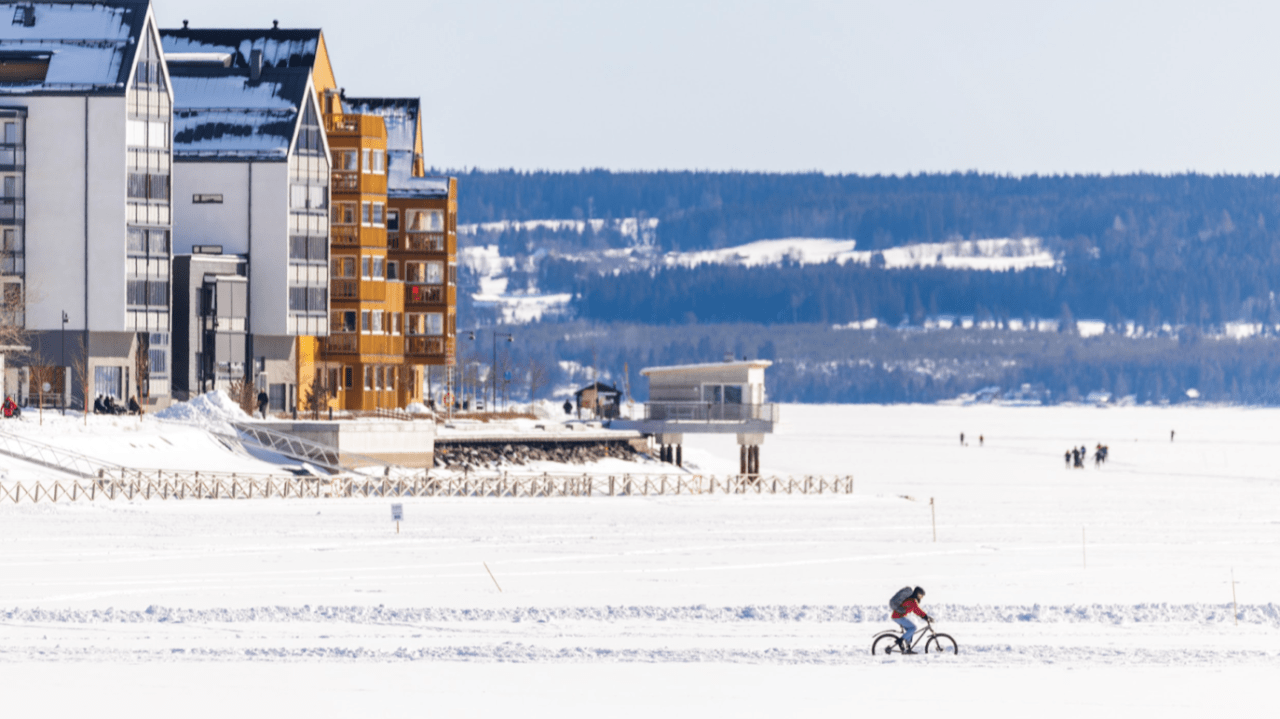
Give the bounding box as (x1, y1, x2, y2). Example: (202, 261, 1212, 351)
(391, 503, 403, 533)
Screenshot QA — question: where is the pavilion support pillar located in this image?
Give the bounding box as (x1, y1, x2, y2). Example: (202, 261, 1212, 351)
(738, 433, 764, 478)
(657, 434, 683, 468)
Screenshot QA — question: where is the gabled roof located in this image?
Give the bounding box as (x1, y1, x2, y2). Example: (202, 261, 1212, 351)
(344, 96, 449, 199)
(159, 26, 337, 97)
(169, 64, 314, 160)
(0, 1, 151, 95)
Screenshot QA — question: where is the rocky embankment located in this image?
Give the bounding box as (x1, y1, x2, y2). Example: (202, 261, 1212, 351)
(433, 441, 642, 470)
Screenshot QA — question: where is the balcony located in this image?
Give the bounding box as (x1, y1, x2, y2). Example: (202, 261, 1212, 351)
(401, 232, 446, 253)
(324, 114, 384, 138)
(332, 226, 359, 246)
(323, 334, 359, 355)
(405, 283, 448, 306)
(331, 279, 359, 301)
(332, 171, 359, 193)
(406, 335, 449, 360)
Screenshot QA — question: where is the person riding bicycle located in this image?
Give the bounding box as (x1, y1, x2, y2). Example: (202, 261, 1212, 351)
(891, 586, 931, 654)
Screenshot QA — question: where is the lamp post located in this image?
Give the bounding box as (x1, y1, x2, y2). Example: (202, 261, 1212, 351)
(60, 310, 67, 416)
(467, 330, 512, 411)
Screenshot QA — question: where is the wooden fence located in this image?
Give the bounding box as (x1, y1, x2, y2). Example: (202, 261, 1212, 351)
(0, 472, 853, 503)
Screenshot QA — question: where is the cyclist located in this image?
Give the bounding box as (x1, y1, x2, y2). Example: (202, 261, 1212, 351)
(891, 586, 931, 654)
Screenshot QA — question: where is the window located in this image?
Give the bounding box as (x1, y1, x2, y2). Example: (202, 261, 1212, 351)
(148, 230, 168, 254)
(289, 287, 306, 311)
(127, 120, 146, 147)
(332, 202, 356, 224)
(128, 229, 145, 253)
(344, 366, 353, 388)
(375, 366, 384, 390)
(147, 121, 168, 149)
(2, 228, 20, 252)
(372, 150, 384, 174)
(386, 261, 398, 281)
(391, 312, 400, 335)
(702, 384, 744, 404)
(371, 311, 383, 334)
(372, 202, 384, 226)
(361, 256, 371, 279)
(387, 210, 399, 231)
(364, 366, 373, 390)
(308, 236, 327, 262)
(2, 175, 16, 198)
(128, 173, 148, 199)
(408, 313, 444, 336)
(308, 287, 327, 312)
(361, 310, 371, 333)
(371, 256, 384, 279)
(333, 150, 357, 171)
(129, 174, 168, 201)
(2, 121, 16, 145)
(290, 185, 306, 209)
(332, 257, 355, 278)
(332, 310, 356, 332)
(425, 261, 443, 284)
(290, 236, 307, 259)
(361, 201, 371, 225)
(308, 185, 327, 210)
(406, 209, 444, 232)
(94, 366, 123, 400)
(192, 194, 223, 204)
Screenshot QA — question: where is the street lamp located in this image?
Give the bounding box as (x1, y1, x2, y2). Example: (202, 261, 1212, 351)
(60, 310, 67, 416)
(467, 330, 512, 411)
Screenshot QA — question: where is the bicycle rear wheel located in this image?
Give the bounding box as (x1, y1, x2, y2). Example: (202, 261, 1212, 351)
(871, 634, 901, 656)
(925, 633, 958, 655)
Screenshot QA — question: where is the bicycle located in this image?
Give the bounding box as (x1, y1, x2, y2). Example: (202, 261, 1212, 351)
(871, 618, 958, 655)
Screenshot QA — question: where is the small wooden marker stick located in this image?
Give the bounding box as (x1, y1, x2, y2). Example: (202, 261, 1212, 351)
(484, 561, 503, 592)
(1232, 568, 1238, 626)
(930, 497, 937, 542)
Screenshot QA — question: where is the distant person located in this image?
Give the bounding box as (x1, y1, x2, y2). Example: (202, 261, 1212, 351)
(1064, 450, 1071, 468)
(890, 587, 931, 654)
(1072, 448, 1082, 468)
(93, 394, 106, 414)
(563, 399, 573, 415)
(1094, 444, 1103, 468)
(960, 432, 965, 446)
(257, 390, 269, 419)
(128, 396, 141, 415)
(1171, 430, 1175, 442)
(979, 434, 984, 447)
(2, 395, 18, 418)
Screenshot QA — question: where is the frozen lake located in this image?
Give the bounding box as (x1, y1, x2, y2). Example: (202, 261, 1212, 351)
(0, 404, 1276, 716)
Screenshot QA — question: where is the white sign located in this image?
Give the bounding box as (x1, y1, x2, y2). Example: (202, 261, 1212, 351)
(391, 504, 404, 522)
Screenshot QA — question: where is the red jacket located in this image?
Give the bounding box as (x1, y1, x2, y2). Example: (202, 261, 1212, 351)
(892, 597, 927, 620)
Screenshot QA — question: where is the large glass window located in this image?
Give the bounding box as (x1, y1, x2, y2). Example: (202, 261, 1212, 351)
(406, 209, 444, 232)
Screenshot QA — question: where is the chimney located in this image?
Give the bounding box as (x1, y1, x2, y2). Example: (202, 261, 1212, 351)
(250, 49, 263, 81)
(272, 20, 279, 29)
(182, 19, 188, 29)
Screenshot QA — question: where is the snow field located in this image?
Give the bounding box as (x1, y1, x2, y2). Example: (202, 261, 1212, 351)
(0, 404, 1277, 714)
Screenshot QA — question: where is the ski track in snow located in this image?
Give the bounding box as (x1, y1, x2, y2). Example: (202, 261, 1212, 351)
(4, 603, 1279, 626)
(3, 644, 1276, 667)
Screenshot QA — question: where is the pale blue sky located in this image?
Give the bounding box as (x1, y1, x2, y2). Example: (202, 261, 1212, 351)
(160, 0, 1280, 174)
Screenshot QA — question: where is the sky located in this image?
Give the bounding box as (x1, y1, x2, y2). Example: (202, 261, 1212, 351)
(159, 0, 1280, 175)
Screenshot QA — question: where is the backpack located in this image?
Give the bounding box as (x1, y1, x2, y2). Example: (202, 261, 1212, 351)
(889, 586, 914, 613)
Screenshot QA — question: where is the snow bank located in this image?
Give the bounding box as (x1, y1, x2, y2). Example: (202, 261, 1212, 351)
(153, 390, 251, 433)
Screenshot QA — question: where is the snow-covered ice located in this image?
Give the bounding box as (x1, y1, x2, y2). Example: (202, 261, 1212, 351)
(0, 404, 1275, 716)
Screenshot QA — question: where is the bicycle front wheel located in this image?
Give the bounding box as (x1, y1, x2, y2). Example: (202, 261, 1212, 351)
(925, 633, 958, 655)
(871, 634, 901, 656)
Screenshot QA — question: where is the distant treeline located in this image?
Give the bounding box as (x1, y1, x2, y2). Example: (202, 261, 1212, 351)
(460, 322, 1280, 406)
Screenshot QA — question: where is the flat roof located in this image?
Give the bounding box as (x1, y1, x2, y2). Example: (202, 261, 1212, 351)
(641, 360, 772, 376)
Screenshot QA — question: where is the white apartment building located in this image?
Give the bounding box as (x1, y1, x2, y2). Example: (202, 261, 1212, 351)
(163, 45, 330, 407)
(0, 1, 174, 407)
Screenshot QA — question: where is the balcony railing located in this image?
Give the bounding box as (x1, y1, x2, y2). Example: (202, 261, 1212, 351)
(332, 226, 358, 245)
(406, 336, 448, 357)
(331, 279, 359, 300)
(641, 402, 779, 424)
(332, 172, 359, 193)
(324, 114, 384, 137)
(323, 334, 359, 354)
(401, 232, 446, 252)
(406, 284, 445, 305)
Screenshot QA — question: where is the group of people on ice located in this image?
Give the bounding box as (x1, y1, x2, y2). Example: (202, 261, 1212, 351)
(1065, 443, 1108, 468)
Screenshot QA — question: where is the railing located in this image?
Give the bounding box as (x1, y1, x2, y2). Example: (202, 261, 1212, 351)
(1, 252, 23, 274)
(387, 232, 399, 249)
(406, 336, 447, 357)
(324, 114, 383, 136)
(331, 279, 359, 300)
(642, 402, 779, 423)
(331, 226, 359, 245)
(0, 429, 122, 479)
(0, 473, 854, 503)
(401, 232, 446, 252)
(406, 284, 445, 305)
(323, 334, 359, 354)
(332, 172, 359, 193)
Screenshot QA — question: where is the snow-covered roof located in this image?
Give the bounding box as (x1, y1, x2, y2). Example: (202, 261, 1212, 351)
(0, 1, 150, 94)
(343, 97, 418, 152)
(641, 361, 773, 376)
(169, 67, 311, 160)
(388, 161, 450, 199)
(159, 28, 320, 71)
